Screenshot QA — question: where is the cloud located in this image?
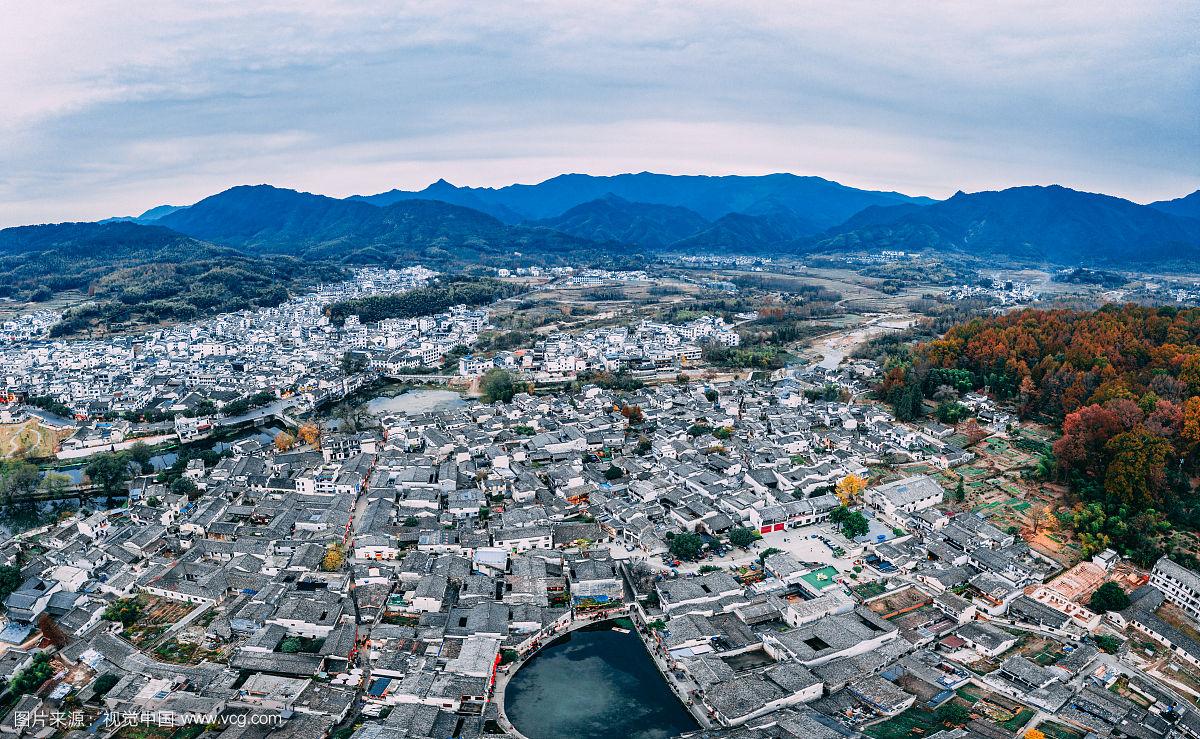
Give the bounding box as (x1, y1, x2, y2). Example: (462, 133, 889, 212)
(0, 0, 1196, 226)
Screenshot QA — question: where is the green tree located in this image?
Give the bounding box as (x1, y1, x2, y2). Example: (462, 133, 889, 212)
(668, 532, 704, 561)
(885, 368, 924, 422)
(102, 597, 143, 627)
(1089, 582, 1131, 613)
(1104, 430, 1171, 505)
(935, 702, 970, 726)
(10, 652, 54, 694)
(936, 401, 970, 424)
(0, 461, 42, 500)
(955, 477, 966, 502)
(603, 465, 624, 480)
(340, 351, 370, 375)
(41, 472, 72, 498)
(279, 637, 303, 653)
(86, 453, 131, 497)
(758, 547, 784, 564)
(0, 565, 23, 600)
(728, 527, 759, 549)
(127, 442, 153, 473)
(635, 435, 652, 455)
(170, 476, 200, 500)
(403, 516, 419, 527)
(1033, 452, 1057, 481)
(481, 369, 518, 403)
(92, 673, 121, 697)
(829, 506, 870, 539)
(1094, 634, 1122, 654)
(326, 278, 522, 325)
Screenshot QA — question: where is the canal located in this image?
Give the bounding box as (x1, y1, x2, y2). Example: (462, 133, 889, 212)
(504, 624, 698, 739)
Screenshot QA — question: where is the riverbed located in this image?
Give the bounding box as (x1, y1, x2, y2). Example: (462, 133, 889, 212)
(813, 313, 917, 370)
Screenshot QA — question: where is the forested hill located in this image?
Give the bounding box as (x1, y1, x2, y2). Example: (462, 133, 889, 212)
(325, 278, 524, 325)
(526, 194, 711, 249)
(885, 304, 1200, 565)
(915, 305, 1200, 420)
(0, 220, 340, 336)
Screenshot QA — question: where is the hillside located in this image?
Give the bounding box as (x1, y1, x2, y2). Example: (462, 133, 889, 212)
(527, 194, 710, 248)
(160, 185, 620, 266)
(0, 221, 336, 335)
(669, 207, 819, 252)
(354, 172, 934, 228)
(815, 185, 1200, 266)
(159, 185, 380, 250)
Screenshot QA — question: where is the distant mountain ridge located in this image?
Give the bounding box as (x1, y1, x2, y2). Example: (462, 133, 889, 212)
(159, 184, 606, 265)
(1150, 190, 1200, 220)
(13, 174, 1200, 316)
(154, 179, 1200, 267)
(815, 185, 1200, 266)
(15, 174, 1199, 337)
(349, 178, 526, 223)
(352, 172, 934, 227)
(98, 204, 184, 225)
(0, 220, 205, 257)
(672, 207, 820, 253)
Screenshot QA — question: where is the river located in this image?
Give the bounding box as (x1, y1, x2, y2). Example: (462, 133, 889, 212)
(504, 624, 698, 739)
(48, 425, 284, 484)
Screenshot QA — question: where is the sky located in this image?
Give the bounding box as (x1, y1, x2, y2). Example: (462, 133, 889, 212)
(1, 1, 1198, 227)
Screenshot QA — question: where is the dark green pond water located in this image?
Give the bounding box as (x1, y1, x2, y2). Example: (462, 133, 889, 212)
(503, 625, 699, 739)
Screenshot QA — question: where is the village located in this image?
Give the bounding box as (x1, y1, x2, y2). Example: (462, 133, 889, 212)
(0, 345, 1199, 739)
(0, 267, 1199, 739)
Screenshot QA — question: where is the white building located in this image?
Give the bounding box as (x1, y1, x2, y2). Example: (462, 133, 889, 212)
(865, 475, 944, 521)
(1151, 557, 1200, 621)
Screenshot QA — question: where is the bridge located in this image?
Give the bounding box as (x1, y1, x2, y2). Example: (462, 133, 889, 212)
(381, 373, 459, 383)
